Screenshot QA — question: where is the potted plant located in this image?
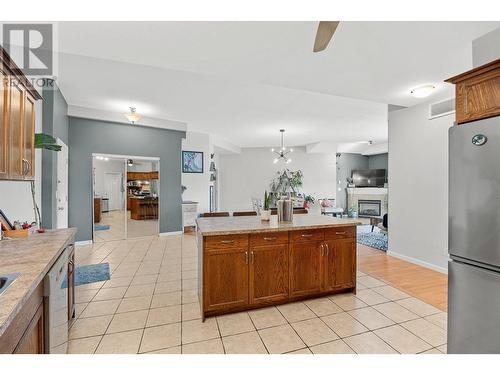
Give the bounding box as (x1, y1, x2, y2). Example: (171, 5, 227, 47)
(261, 190, 272, 221)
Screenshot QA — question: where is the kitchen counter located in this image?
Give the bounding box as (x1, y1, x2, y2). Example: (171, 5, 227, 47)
(129, 196, 158, 220)
(196, 214, 361, 236)
(197, 215, 360, 320)
(0, 228, 76, 337)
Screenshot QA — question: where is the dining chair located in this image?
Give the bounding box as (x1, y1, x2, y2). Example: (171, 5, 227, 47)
(233, 211, 258, 216)
(200, 212, 230, 217)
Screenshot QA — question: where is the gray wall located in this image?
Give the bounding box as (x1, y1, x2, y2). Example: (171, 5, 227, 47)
(368, 153, 388, 170)
(472, 27, 500, 67)
(68, 117, 186, 241)
(41, 81, 69, 228)
(388, 102, 452, 271)
(335, 152, 388, 210)
(336, 153, 369, 210)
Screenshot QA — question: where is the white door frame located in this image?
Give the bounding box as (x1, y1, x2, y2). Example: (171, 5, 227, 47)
(91, 153, 160, 242)
(56, 139, 68, 229)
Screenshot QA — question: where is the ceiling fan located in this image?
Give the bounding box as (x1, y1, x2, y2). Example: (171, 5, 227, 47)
(313, 21, 340, 53)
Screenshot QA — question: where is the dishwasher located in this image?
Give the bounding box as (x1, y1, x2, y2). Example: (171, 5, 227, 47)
(44, 248, 69, 354)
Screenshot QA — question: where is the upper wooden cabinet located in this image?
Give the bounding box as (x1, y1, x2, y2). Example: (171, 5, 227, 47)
(127, 171, 159, 181)
(0, 46, 42, 181)
(446, 59, 500, 125)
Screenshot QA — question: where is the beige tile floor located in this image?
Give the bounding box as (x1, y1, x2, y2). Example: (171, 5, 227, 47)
(94, 210, 159, 242)
(69, 234, 447, 354)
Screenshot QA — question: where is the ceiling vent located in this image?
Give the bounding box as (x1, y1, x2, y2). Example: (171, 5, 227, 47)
(429, 98, 455, 120)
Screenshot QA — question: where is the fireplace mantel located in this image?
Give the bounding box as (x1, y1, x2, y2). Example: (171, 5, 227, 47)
(346, 187, 388, 195)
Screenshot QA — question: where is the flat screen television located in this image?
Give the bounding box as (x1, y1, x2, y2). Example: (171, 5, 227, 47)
(351, 169, 386, 187)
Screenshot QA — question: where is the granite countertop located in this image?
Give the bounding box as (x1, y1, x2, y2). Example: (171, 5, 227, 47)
(0, 228, 76, 336)
(196, 214, 361, 236)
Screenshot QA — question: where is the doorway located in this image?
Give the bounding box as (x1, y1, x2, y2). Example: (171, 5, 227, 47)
(126, 158, 160, 238)
(92, 154, 160, 242)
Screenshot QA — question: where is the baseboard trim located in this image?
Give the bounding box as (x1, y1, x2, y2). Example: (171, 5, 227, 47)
(387, 250, 449, 274)
(160, 231, 183, 237)
(75, 240, 93, 246)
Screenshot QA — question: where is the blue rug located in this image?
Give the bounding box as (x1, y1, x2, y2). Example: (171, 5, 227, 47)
(357, 225, 387, 251)
(95, 224, 110, 231)
(62, 263, 110, 288)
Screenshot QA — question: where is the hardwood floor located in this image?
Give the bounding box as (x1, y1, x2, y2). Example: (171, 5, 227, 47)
(357, 244, 448, 311)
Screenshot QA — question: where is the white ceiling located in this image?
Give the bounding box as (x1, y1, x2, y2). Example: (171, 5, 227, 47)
(55, 21, 500, 148)
(58, 53, 387, 148)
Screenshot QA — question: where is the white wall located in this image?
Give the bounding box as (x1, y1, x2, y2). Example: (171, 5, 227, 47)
(181, 131, 211, 212)
(218, 147, 337, 212)
(93, 158, 125, 199)
(388, 102, 452, 272)
(0, 100, 43, 224)
(472, 27, 500, 67)
(128, 161, 154, 172)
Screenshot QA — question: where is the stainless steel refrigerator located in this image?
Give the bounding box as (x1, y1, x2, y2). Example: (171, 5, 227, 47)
(449, 116, 500, 353)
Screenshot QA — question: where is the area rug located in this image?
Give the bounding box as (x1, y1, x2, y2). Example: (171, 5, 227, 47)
(95, 224, 110, 231)
(357, 225, 387, 251)
(62, 263, 110, 288)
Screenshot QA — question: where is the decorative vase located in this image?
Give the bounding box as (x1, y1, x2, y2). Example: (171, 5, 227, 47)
(261, 210, 271, 221)
(277, 198, 293, 222)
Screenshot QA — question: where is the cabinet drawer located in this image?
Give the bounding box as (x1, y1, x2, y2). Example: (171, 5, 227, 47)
(324, 226, 356, 240)
(290, 229, 324, 242)
(205, 234, 249, 250)
(250, 231, 289, 246)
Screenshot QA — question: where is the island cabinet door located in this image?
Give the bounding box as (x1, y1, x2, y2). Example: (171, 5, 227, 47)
(249, 244, 289, 305)
(289, 241, 323, 297)
(203, 247, 249, 312)
(325, 239, 356, 289)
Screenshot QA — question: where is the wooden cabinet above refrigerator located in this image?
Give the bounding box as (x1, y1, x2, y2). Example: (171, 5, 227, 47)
(446, 58, 500, 125)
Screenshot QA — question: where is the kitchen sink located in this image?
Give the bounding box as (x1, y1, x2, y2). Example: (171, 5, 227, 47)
(0, 273, 20, 295)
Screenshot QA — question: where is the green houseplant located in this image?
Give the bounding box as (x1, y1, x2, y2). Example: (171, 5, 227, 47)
(269, 169, 303, 198)
(261, 190, 272, 221)
(31, 133, 61, 228)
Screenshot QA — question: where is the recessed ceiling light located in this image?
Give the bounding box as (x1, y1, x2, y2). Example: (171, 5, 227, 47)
(411, 85, 436, 98)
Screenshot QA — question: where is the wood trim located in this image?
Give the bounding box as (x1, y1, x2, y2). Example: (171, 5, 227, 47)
(0, 46, 42, 100)
(445, 58, 500, 84)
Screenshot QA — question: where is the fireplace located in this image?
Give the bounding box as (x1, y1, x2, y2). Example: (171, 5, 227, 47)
(358, 199, 381, 217)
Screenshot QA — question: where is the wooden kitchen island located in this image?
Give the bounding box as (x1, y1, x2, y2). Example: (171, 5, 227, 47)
(196, 215, 361, 320)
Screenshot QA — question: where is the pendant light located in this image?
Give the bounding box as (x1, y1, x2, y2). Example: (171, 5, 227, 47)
(271, 129, 293, 164)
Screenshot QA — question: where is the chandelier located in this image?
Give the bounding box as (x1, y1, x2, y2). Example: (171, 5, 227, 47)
(271, 129, 293, 164)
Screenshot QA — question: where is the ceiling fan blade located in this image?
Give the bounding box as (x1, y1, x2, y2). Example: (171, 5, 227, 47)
(313, 21, 340, 52)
